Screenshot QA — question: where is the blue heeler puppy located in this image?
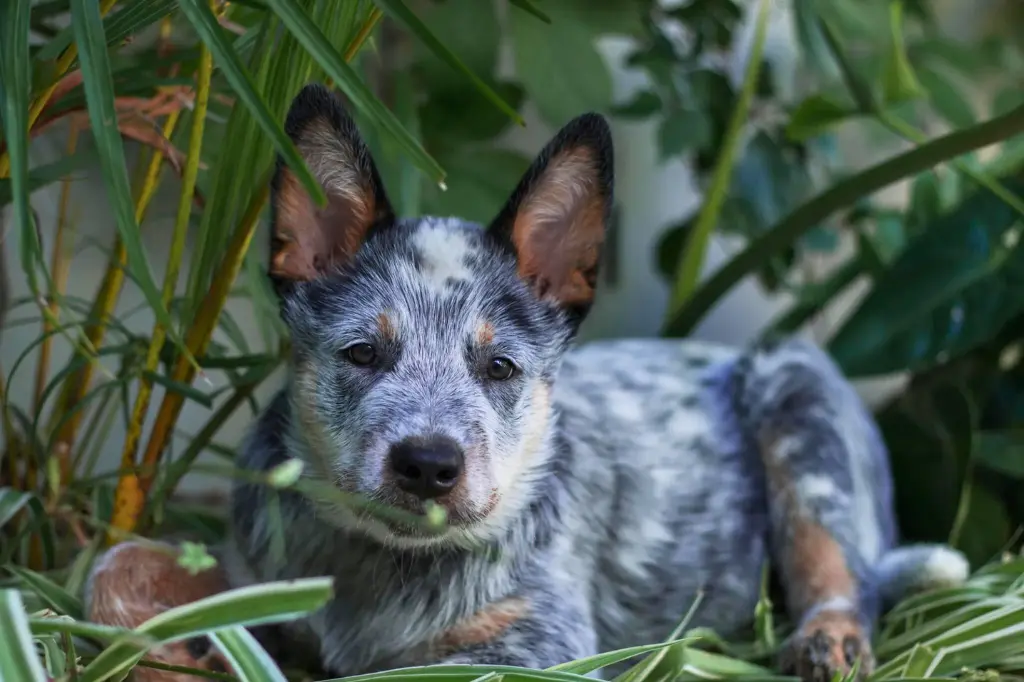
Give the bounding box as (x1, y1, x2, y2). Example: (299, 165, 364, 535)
(87, 83, 969, 681)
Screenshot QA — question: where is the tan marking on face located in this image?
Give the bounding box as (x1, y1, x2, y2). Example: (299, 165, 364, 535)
(511, 148, 604, 308)
(437, 597, 530, 650)
(476, 321, 495, 346)
(378, 311, 397, 341)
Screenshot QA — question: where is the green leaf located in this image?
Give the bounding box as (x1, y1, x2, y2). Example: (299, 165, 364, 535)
(5, 564, 84, 619)
(419, 80, 525, 147)
(210, 626, 288, 682)
(917, 64, 976, 128)
(0, 151, 94, 206)
(376, 0, 521, 126)
(510, 2, 613, 127)
(259, 0, 445, 186)
(664, 101, 1024, 337)
(422, 149, 531, 224)
(177, 0, 326, 204)
(549, 640, 692, 675)
(413, 0, 499, 91)
(0, 488, 32, 529)
(0, 590, 48, 682)
(657, 109, 711, 160)
(828, 179, 1024, 377)
(69, 0, 185, 355)
(880, 0, 925, 105)
(973, 431, 1024, 479)
(785, 94, 858, 142)
(509, 0, 552, 24)
(611, 91, 663, 120)
(77, 578, 333, 682)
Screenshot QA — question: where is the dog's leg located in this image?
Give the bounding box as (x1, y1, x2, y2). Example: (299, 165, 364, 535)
(733, 339, 895, 682)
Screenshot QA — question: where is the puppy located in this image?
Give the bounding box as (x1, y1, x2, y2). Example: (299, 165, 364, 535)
(89, 83, 969, 682)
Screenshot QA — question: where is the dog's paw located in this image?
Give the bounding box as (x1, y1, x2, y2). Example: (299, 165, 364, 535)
(778, 610, 874, 682)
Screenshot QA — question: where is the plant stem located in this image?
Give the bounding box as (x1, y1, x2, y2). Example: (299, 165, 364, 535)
(109, 36, 214, 541)
(49, 111, 181, 459)
(664, 102, 1024, 337)
(666, 0, 771, 317)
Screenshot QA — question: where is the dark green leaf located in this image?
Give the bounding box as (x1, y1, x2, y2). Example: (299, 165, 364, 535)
(419, 81, 525, 147)
(917, 64, 976, 128)
(510, 2, 613, 127)
(829, 179, 1024, 377)
(422, 149, 531, 224)
(0, 152, 94, 206)
(657, 110, 710, 160)
(974, 431, 1024, 479)
(376, 0, 522, 126)
(880, 1, 925, 105)
(906, 171, 944, 235)
(413, 0, 499, 91)
(785, 94, 857, 142)
(611, 91, 663, 120)
(509, 0, 551, 24)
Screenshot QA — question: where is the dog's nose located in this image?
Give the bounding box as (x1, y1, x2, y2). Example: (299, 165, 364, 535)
(388, 436, 464, 499)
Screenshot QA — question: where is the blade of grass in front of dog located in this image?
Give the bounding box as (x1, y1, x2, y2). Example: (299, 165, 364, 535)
(261, 0, 446, 186)
(548, 639, 695, 675)
(69, 0, 189, 361)
(0, 590, 49, 682)
(4, 564, 84, 618)
(77, 577, 333, 682)
(373, 0, 523, 126)
(612, 591, 707, 682)
(325, 665, 598, 682)
(209, 626, 288, 682)
(30, 618, 155, 648)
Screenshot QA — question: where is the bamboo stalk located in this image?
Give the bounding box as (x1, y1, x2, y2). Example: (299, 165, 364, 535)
(108, 36, 214, 540)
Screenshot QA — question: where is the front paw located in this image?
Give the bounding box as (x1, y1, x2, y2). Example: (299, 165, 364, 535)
(778, 610, 874, 682)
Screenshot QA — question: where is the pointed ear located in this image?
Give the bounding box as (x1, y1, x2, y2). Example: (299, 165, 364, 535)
(490, 113, 613, 323)
(269, 83, 394, 289)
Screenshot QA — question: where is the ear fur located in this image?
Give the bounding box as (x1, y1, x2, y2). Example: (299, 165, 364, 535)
(489, 113, 614, 325)
(269, 83, 394, 292)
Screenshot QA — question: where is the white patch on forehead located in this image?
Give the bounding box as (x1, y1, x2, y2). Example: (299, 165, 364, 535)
(411, 221, 474, 293)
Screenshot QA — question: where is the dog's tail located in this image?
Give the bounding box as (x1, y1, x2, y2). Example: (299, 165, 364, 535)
(875, 544, 970, 608)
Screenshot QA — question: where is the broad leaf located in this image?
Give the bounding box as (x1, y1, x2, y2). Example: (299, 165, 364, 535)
(829, 178, 1024, 377)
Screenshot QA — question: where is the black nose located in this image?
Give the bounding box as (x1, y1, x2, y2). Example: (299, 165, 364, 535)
(388, 436, 464, 499)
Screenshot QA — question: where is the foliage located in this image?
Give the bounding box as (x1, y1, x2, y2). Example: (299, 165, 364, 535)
(3, 0, 1024, 679)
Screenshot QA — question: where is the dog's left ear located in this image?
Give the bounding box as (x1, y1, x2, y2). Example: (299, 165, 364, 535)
(490, 113, 613, 324)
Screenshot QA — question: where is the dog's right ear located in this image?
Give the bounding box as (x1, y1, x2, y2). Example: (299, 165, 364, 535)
(269, 83, 394, 289)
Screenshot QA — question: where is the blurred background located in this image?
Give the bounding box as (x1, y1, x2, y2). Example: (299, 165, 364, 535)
(2, 0, 1024, 569)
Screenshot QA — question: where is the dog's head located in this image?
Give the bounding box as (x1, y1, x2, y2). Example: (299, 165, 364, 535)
(270, 84, 613, 548)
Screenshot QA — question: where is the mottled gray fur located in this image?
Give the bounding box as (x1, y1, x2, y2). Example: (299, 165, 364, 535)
(222, 84, 969, 679)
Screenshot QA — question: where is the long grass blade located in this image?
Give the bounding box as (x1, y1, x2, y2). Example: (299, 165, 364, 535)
(0, 590, 48, 682)
(262, 0, 446, 185)
(209, 626, 289, 682)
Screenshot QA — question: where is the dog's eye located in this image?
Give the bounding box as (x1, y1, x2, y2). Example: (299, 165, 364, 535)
(486, 357, 515, 381)
(346, 343, 377, 366)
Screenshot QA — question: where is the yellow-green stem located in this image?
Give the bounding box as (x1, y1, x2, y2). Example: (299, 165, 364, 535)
(109, 38, 214, 540)
(666, 0, 771, 317)
(50, 111, 182, 456)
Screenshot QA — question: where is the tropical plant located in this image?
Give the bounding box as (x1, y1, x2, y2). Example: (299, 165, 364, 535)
(3, 0, 1024, 679)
